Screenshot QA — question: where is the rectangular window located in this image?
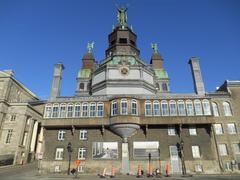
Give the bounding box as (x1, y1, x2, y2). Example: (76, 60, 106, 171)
(131, 101, 138, 115)
(227, 123, 237, 134)
(79, 130, 87, 140)
(186, 102, 194, 116)
(59, 105, 66, 118)
(214, 124, 223, 135)
(75, 104, 81, 117)
(52, 105, 59, 118)
(44, 106, 52, 118)
(233, 143, 240, 154)
(192, 146, 200, 158)
(168, 125, 176, 136)
(121, 100, 128, 115)
(194, 102, 203, 115)
(67, 105, 74, 117)
(90, 103, 96, 117)
(55, 165, 61, 172)
(153, 102, 160, 116)
(169, 103, 177, 116)
(92, 142, 118, 159)
(78, 148, 87, 160)
(195, 164, 203, 172)
(58, 130, 65, 140)
(97, 103, 104, 117)
(145, 103, 152, 116)
(161, 103, 169, 116)
(82, 103, 88, 117)
(133, 141, 159, 158)
(55, 148, 64, 160)
(77, 166, 84, 172)
(5, 129, 13, 144)
(218, 144, 228, 156)
(10, 115, 16, 121)
(22, 132, 28, 146)
(189, 125, 197, 135)
(112, 102, 117, 116)
(178, 102, 186, 116)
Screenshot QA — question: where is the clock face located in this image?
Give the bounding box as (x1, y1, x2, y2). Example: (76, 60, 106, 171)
(119, 66, 129, 76)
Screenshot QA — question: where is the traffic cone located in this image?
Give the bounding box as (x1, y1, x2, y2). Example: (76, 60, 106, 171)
(99, 168, 107, 178)
(147, 165, 153, 177)
(110, 166, 116, 178)
(165, 163, 170, 177)
(136, 164, 142, 178)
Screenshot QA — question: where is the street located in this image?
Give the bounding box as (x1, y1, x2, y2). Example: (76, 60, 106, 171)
(1, 163, 240, 180)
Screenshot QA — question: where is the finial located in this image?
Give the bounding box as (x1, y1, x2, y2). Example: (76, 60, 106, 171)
(151, 43, 158, 53)
(130, 25, 133, 32)
(87, 42, 94, 53)
(117, 6, 128, 27)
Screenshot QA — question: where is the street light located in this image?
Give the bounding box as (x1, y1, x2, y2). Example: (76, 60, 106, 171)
(67, 142, 73, 175)
(179, 140, 187, 176)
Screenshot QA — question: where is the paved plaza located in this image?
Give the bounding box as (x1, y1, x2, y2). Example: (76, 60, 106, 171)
(1, 163, 240, 180)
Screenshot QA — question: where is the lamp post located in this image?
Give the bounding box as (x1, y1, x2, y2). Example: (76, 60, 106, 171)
(180, 140, 186, 176)
(67, 142, 73, 175)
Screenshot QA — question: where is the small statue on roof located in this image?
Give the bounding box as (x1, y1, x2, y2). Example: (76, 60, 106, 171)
(151, 43, 158, 53)
(117, 6, 127, 26)
(87, 42, 94, 53)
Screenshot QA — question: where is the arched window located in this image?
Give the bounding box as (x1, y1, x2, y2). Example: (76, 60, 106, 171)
(223, 101, 232, 116)
(79, 83, 84, 90)
(178, 100, 186, 116)
(186, 100, 194, 116)
(212, 102, 219, 117)
(169, 100, 177, 116)
(161, 100, 169, 116)
(59, 103, 67, 118)
(52, 103, 59, 118)
(162, 83, 168, 91)
(194, 100, 203, 116)
(131, 99, 138, 115)
(75, 103, 81, 117)
(97, 102, 104, 117)
(90, 102, 96, 117)
(44, 104, 52, 118)
(111, 101, 118, 116)
(82, 103, 88, 117)
(145, 101, 152, 116)
(121, 99, 128, 115)
(153, 100, 160, 116)
(67, 103, 74, 117)
(202, 99, 211, 115)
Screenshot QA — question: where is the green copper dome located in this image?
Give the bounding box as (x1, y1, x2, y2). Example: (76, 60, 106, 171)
(154, 68, 169, 79)
(78, 69, 91, 78)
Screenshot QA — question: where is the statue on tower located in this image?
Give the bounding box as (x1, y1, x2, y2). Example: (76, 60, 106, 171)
(151, 43, 158, 53)
(117, 6, 127, 27)
(87, 42, 94, 53)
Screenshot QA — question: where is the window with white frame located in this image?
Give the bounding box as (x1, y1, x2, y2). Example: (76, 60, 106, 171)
(227, 123, 237, 134)
(97, 102, 104, 117)
(77, 166, 84, 172)
(145, 101, 152, 116)
(194, 100, 203, 115)
(192, 146, 200, 158)
(111, 101, 117, 116)
(55, 165, 61, 172)
(90, 103, 96, 117)
(58, 130, 65, 140)
(178, 100, 186, 116)
(52, 104, 59, 118)
(214, 124, 223, 135)
(78, 148, 87, 159)
(212, 102, 219, 117)
(79, 130, 87, 140)
(161, 100, 169, 116)
(82, 103, 88, 117)
(59, 104, 66, 118)
(5, 129, 13, 144)
(10, 114, 16, 121)
(202, 100, 211, 115)
(67, 104, 74, 117)
(233, 143, 240, 154)
(189, 125, 197, 135)
(131, 99, 138, 115)
(121, 99, 128, 115)
(55, 148, 64, 160)
(186, 100, 194, 116)
(75, 104, 81, 117)
(218, 144, 228, 156)
(153, 101, 160, 116)
(195, 164, 203, 172)
(169, 100, 177, 116)
(168, 125, 176, 136)
(44, 104, 52, 118)
(223, 102, 232, 116)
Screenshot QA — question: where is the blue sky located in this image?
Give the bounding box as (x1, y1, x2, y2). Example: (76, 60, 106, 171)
(0, 0, 239, 99)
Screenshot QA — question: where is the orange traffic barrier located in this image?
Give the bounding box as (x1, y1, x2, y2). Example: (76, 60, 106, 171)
(99, 168, 107, 178)
(165, 163, 170, 177)
(110, 166, 116, 178)
(147, 164, 154, 177)
(136, 164, 142, 177)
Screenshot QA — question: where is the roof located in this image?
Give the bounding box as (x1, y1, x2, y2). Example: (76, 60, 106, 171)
(78, 69, 91, 78)
(154, 68, 169, 79)
(82, 52, 95, 60)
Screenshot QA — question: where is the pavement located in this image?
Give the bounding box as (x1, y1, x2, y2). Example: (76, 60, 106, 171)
(1, 163, 240, 180)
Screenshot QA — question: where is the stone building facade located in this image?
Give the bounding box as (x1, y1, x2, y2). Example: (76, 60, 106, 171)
(0, 70, 43, 165)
